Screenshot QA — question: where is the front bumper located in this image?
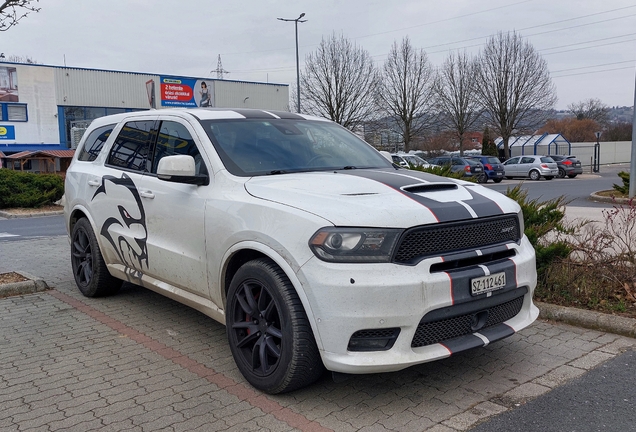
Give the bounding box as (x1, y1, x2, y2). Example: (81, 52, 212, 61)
(297, 236, 538, 374)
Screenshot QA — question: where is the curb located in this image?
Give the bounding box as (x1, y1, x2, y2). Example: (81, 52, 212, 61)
(0, 271, 49, 298)
(589, 191, 632, 205)
(537, 301, 636, 339)
(0, 210, 64, 219)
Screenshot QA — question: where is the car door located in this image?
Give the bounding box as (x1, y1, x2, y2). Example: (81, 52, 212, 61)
(503, 157, 520, 176)
(89, 118, 157, 281)
(133, 118, 211, 298)
(519, 156, 535, 177)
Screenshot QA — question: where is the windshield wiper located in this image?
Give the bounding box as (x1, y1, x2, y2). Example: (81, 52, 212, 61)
(342, 166, 357, 170)
(268, 170, 287, 175)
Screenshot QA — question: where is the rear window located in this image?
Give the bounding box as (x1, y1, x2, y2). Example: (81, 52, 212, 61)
(540, 157, 555, 163)
(485, 157, 500, 164)
(77, 124, 115, 162)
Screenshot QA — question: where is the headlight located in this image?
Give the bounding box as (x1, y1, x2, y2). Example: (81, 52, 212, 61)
(309, 227, 402, 263)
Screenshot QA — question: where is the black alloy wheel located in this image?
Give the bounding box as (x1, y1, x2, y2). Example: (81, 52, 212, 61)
(226, 258, 323, 394)
(71, 218, 121, 297)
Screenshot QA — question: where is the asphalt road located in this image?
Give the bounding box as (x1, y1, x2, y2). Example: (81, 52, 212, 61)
(0, 214, 66, 241)
(483, 163, 630, 207)
(470, 349, 635, 432)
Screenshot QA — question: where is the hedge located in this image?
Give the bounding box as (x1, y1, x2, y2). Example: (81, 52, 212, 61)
(0, 169, 65, 209)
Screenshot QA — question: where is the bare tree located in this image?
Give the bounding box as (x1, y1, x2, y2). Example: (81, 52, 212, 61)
(376, 37, 434, 153)
(300, 33, 379, 131)
(433, 51, 481, 155)
(567, 98, 610, 124)
(474, 31, 557, 159)
(0, 0, 40, 32)
(6, 54, 38, 63)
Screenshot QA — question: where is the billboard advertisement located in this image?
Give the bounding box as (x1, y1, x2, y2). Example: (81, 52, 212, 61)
(0, 66, 18, 102)
(160, 76, 214, 108)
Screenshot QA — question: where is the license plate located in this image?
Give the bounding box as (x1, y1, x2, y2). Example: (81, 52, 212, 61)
(496, 172, 503, 176)
(471, 272, 506, 295)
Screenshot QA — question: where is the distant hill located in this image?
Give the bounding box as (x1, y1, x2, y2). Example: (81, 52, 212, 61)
(552, 106, 633, 124)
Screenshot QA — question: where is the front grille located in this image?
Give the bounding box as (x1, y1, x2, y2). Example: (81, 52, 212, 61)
(411, 295, 524, 348)
(393, 215, 520, 264)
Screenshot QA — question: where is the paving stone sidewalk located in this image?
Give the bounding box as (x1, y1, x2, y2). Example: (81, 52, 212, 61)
(1, 236, 635, 432)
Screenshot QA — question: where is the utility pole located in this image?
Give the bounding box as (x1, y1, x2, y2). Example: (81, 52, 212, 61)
(212, 55, 230, 80)
(630, 67, 636, 198)
(277, 13, 307, 113)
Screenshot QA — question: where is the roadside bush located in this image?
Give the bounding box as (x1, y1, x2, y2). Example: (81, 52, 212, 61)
(504, 184, 573, 280)
(612, 171, 630, 195)
(0, 169, 64, 209)
(409, 163, 477, 182)
(533, 197, 636, 315)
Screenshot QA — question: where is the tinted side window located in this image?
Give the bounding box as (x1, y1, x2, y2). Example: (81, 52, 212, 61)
(77, 124, 115, 162)
(152, 121, 207, 175)
(107, 120, 156, 172)
(505, 157, 519, 165)
(520, 157, 534, 164)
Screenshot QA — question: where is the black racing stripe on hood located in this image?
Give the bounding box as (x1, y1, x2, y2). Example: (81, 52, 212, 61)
(341, 169, 502, 222)
(465, 188, 504, 217)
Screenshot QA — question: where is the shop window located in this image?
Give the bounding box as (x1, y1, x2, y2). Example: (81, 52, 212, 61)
(1, 103, 27, 121)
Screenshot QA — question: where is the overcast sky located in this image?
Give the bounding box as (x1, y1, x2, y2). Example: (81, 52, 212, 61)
(3, 0, 636, 110)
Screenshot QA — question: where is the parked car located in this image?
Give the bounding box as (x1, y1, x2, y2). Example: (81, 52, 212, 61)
(64, 108, 538, 394)
(502, 155, 559, 180)
(391, 153, 436, 169)
(466, 155, 505, 183)
(427, 155, 485, 180)
(390, 153, 409, 167)
(549, 155, 583, 178)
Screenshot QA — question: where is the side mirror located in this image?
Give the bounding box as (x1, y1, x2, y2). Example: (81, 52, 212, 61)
(157, 155, 209, 186)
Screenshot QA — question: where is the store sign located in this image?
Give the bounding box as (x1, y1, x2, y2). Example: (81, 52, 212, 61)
(0, 125, 15, 139)
(159, 76, 214, 108)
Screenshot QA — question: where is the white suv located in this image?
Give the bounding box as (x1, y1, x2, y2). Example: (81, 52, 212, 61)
(65, 108, 538, 394)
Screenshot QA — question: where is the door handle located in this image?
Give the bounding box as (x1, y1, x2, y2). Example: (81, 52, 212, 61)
(139, 190, 155, 199)
(88, 179, 100, 187)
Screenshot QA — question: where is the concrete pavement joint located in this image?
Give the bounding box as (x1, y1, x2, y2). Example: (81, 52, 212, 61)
(46, 289, 333, 432)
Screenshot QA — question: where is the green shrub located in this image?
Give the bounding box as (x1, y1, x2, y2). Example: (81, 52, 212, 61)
(612, 171, 630, 195)
(0, 169, 64, 209)
(504, 184, 572, 279)
(409, 163, 478, 182)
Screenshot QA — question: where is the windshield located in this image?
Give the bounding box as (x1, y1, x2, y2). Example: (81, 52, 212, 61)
(198, 118, 392, 176)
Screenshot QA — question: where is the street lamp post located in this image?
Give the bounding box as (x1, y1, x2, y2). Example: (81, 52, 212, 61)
(593, 131, 601, 173)
(277, 13, 306, 114)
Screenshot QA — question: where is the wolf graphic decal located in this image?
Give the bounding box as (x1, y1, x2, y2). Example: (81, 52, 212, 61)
(92, 173, 148, 280)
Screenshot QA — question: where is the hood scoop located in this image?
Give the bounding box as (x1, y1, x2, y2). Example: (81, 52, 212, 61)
(402, 183, 458, 194)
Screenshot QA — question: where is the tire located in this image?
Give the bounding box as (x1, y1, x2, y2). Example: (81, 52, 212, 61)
(557, 168, 566, 178)
(506, 176, 513, 180)
(545, 176, 554, 180)
(226, 258, 324, 394)
(493, 178, 503, 183)
(568, 174, 577, 178)
(478, 174, 488, 183)
(529, 170, 541, 181)
(71, 218, 122, 297)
